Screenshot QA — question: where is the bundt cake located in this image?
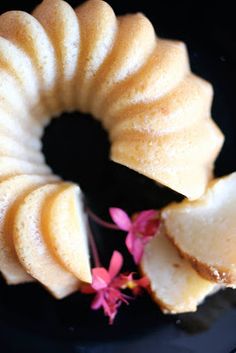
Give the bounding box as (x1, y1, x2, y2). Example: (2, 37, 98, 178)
(141, 226, 217, 314)
(0, 0, 224, 198)
(0, 0, 224, 300)
(163, 173, 236, 287)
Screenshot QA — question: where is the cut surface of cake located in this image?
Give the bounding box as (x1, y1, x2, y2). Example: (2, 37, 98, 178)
(141, 227, 217, 313)
(163, 173, 236, 287)
(13, 184, 80, 298)
(41, 183, 91, 283)
(0, 175, 56, 284)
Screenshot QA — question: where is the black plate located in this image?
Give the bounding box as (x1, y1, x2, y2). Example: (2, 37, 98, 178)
(0, 1, 236, 352)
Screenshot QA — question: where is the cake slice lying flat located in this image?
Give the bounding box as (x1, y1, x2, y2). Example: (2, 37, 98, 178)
(13, 183, 80, 298)
(162, 172, 236, 287)
(41, 183, 91, 283)
(0, 175, 56, 284)
(141, 227, 217, 313)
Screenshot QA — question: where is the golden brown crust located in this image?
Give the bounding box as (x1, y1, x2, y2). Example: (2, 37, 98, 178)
(165, 228, 236, 287)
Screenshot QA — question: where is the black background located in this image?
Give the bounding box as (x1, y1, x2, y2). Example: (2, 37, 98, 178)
(0, 1, 236, 353)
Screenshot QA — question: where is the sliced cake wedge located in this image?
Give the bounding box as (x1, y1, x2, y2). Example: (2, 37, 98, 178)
(13, 183, 80, 298)
(162, 172, 236, 287)
(141, 227, 217, 314)
(41, 182, 91, 283)
(0, 174, 56, 284)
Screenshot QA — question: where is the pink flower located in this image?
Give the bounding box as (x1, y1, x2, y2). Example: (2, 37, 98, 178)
(82, 251, 130, 324)
(81, 251, 150, 324)
(109, 208, 160, 264)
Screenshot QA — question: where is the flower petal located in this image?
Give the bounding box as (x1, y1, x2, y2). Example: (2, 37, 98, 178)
(134, 210, 160, 236)
(126, 232, 144, 263)
(145, 219, 161, 236)
(135, 210, 158, 223)
(136, 276, 150, 289)
(91, 291, 104, 310)
(108, 251, 123, 279)
(109, 208, 132, 231)
(92, 268, 110, 290)
(125, 231, 135, 254)
(134, 210, 158, 228)
(132, 237, 145, 264)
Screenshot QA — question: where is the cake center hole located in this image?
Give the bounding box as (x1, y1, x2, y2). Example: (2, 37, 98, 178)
(42, 111, 181, 211)
(42, 112, 110, 193)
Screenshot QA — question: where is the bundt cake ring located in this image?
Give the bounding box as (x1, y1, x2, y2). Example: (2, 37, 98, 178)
(0, 0, 224, 298)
